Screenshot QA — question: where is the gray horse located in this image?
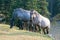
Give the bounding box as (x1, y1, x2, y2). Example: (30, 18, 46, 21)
(10, 8, 34, 31)
(31, 10, 50, 34)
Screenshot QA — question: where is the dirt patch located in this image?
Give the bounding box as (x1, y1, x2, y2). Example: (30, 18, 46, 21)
(0, 35, 51, 40)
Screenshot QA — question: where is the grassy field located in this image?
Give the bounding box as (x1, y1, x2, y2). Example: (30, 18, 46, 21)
(0, 24, 53, 40)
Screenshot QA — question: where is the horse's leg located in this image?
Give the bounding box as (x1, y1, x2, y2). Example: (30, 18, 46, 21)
(31, 23, 37, 32)
(27, 21, 30, 30)
(33, 25, 41, 33)
(29, 20, 33, 31)
(10, 18, 14, 29)
(42, 27, 46, 34)
(19, 20, 23, 30)
(10, 12, 17, 29)
(34, 25, 39, 32)
(42, 27, 49, 34)
(46, 27, 49, 34)
(17, 19, 20, 30)
(26, 21, 29, 30)
(37, 25, 41, 32)
(23, 22, 25, 30)
(29, 23, 32, 31)
(23, 22, 27, 30)
(25, 22, 28, 30)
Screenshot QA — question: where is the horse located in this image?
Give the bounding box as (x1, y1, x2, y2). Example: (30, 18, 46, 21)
(31, 10, 50, 34)
(10, 8, 34, 31)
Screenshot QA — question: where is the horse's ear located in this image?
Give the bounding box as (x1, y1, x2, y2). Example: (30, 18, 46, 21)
(34, 11, 37, 15)
(30, 9, 34, 15)
(34, 11, 39, 15)
(30, 9, 34, 11)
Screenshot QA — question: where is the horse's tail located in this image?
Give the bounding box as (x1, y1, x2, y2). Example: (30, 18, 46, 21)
(10, 10, 16, 29)
(10, 17, 14, 28)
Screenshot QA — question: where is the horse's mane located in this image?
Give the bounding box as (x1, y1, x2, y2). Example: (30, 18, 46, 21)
(14, 8, 30, 13)
(33, 10, 43, 17)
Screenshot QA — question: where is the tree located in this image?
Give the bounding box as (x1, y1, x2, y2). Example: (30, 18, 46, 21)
(55, 0, 60, 15)
(38, 0, 50, 18)
(0, 0, 51, 23)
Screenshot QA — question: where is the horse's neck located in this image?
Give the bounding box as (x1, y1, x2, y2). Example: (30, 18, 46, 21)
(37, 14, 43, 18)
(39, 14, 48, 20)
(20, 8, 30, 12)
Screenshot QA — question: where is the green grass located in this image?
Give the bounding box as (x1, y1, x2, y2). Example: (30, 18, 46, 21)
(0, 24, 53, 40)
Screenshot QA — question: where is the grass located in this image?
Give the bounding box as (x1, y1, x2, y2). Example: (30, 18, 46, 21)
(0, 24, 53, 40)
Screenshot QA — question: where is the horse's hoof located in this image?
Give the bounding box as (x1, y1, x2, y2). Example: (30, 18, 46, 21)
(10, 27, 13, 29)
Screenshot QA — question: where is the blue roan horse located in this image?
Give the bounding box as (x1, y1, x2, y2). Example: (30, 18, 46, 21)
(10, 8, 33, 30)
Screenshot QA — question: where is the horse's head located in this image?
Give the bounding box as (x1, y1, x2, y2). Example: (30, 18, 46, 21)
(30, 10, 38, 20)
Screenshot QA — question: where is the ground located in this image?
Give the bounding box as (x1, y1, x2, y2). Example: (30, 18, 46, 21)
(0, 24, 52, 40)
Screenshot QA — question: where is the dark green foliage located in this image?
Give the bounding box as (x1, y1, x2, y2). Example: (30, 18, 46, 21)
(48, 0, 60, 17)
(0, 0, 51, 24)
(1, 0, 60, 23)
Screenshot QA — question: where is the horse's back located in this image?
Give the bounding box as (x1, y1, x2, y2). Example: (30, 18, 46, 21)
(41, 17, 50, 28)
(13, 8, 30, 21)
(36, 14, 50, 28)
